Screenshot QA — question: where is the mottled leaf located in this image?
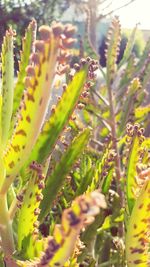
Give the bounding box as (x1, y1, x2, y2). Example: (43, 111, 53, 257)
(106, 17, 121, 86)
(13, 20, 37, 116)
(1, 29, 14, 146)
(17, 191, 106, 267)
(126, 178, 150, 266)
(39, 128, 91, 221)
(18, 162, 45, 251)
(119, 25, 137, 68)
(27, 64, 90, 165)
(1, 23, 67, 193)
(125, 123, 145, 213)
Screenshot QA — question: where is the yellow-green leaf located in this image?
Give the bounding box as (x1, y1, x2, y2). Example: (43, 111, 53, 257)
(126, 178, 150, 266)
(125, 123, 145, 213)
(18, 162, 45, 251)
(17, 191, 106, 267)
(1, 29, 14, 147)
(39, 128, 91, 221)
(27, 65, 89, 165)
(106, 17, 121, 86)
(1, 24, 65, 193)
(13, 20, 37, 117)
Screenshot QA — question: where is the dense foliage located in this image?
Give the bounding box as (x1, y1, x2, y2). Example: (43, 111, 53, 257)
(0, 16, 149, 267)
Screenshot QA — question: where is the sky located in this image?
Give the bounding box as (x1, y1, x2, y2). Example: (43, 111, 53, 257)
(25, 0, 150, 30)
(113, 0, 150, 29)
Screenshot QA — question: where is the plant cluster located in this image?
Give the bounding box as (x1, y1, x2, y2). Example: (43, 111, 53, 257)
(0, 16, 149, 267)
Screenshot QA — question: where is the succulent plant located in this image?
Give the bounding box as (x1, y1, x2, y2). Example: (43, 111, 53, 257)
(78, 17, 150, 266)
(0, 16, 150, 267)
(0, 20, 107, 266)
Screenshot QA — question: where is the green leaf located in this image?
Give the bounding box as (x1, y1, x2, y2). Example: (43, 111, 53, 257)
(18, 234, 45, 260)
(118, 78, 141, 136)
(117, 54, 136, 100)
(1, 29, 14, 147)
(135, 37, 150, 73)
(106, 17, 121, 86)
(135, 105, 150, 120)
(75, 155, 94, 196)
(119, 25, 137, 68)
(76, 169, 94, 196)
(125, 123, 145, 213)
(17, 191, 106, 267)
(102, 167, 114, 194)
(18, 162, 45, 251)
(12, 20, 37, 117)
(39, 128, 91, 221)
(126, 178, 150, 266)
(89, 145, 115, 193)
(27, 65, 89, 165)
(1, 24, 64, 193)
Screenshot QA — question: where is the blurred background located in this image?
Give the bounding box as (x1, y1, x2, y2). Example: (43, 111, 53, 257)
(0, 0, 149, 72)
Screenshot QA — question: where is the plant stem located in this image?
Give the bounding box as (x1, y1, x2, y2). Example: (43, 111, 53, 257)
(107, 87, 124, 238)
(0, 194, 15, 259)
(9, 197, 17, 221)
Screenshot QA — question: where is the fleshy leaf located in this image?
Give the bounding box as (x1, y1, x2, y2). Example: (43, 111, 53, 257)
(88, 145, 115, 193)
(126, 177, 150, 266)
(118, 78, 141, 136)
(39, 128, 91, 221)
(75, 155, 94, 196)
(125, 123, 145, 213)
(13, 19, 37, 116)
(135, 105, 150, 120)
(117, 54, 136, 99)
(17, 191, 106, 267)
(1, 23, 70, 193)
(135, 37, 150, 73)
(106, 16, 121, 86)
(118, 25, 137, 68)
(27, 62, 92, 165)
(18, 162, 45, 251)
(19, 234, 46, 260)
(1, 28, 14, 147)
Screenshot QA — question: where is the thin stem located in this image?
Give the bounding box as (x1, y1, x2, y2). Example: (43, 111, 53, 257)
(9, 198, 17, 221)
(0, 194, 15, 258)
(92, 89, 110, 107)
(107, 86, 124, 238)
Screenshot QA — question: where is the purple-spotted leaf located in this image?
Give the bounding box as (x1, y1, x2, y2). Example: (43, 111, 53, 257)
(126, 176, 150, 266)
(1, 23, 72, 193)
(39, 128, 91, 221)
(27, 63, 91, 165)
(1, 28, 14, 147)
(17, 191, 106, 266)
(125, 123, 145, 213)
(12, 19, 37, 117)
(18, 162, 45, 252)
(106, 17, 121, 86)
